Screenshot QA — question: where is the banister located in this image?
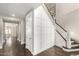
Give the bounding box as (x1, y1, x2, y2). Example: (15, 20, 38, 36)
(55, 19, 67, 32)
(44, 4, 68, 48)
(44, 4, 67, 32)
(56, 30, 67, 47)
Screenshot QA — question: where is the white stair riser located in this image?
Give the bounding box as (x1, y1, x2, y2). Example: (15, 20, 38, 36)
(63, 48, 79, 52)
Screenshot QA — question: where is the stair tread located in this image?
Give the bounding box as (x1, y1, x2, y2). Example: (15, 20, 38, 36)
(62, 38, 79, 52)
(63, 46, 79, 49)
(63, 47, 79, 52)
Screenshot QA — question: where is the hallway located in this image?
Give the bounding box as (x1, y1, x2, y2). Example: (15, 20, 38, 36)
(0, 3, 55, 56)
(0, 37, 33, 56)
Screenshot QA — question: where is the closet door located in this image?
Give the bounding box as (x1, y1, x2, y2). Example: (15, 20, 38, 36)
(26, 11, 33, 53)
(34, 5, 55, 54)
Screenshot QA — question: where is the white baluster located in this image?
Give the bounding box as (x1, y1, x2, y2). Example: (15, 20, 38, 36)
(67, 31, 71, 48)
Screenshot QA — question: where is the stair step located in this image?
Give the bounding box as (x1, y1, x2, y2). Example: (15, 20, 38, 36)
(63, 47, 79, 52)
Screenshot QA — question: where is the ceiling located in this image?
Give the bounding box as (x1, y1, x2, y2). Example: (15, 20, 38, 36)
(0, 3, 41, 19)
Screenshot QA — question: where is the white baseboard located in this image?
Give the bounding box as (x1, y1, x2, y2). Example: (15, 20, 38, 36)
(55, 45, 79, 52)
(63, 47, 79, 52)
(33, 45, 54, 55)
(25, 45, 54, 55)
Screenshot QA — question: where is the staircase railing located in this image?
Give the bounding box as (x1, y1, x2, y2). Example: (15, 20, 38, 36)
(55, 19, 67, 32)
(55, 19, 71, 48)
(44, 4, 70, 48)
(55, 18, 68, 47)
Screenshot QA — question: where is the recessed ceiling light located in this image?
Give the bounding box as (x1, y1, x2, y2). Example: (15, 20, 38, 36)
(11, 14, 15, 17)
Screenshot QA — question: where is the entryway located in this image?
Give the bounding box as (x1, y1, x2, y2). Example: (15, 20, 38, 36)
(3, 22, 19, 55)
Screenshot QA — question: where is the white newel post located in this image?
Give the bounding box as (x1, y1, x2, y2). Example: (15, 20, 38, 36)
(67, 31, 71, 49)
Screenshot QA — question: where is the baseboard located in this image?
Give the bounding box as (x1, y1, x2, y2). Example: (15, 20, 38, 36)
(33, 45, 55, 55)
(25, 45, 54, 55)
(63, 47, 79, 52)
(54, 45, 79, 52)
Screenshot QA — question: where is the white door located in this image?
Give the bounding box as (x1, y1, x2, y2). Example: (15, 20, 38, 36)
(26, 11, 33, 53)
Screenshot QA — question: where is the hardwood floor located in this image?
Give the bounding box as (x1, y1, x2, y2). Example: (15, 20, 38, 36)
(36, 46, 79, 56)
(0, 37, 79, 56)
(0, 37, 33, 56)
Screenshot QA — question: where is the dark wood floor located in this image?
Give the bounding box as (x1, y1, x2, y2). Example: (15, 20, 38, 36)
(36, 46, 79, 56)
(0, 37, 79, 56)
(0, 37, 33, 56)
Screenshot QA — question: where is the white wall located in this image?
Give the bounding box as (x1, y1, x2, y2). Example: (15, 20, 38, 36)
(62, 9, 79, 43)
(56, 3, 79, 47)
(0, 17, 3, 49)
(25, 11, 33, 53)
(17, 23, 21, 42)
(34, 5, 55, 55)
(20, 19, 25, 44)
(56, 3, 79, 25)
(25, 5, 55, 55)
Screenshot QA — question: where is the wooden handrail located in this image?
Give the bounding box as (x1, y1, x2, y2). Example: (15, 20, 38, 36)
(55, 19, 67, 32)
(45, 4, 67, 32)
(56, 30, 67, 42)
(56, 30, 67, 47)
(44, 4, 68, 47)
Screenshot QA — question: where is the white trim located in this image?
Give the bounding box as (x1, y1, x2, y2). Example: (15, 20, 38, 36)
(56, 45, 79, 52)
(33, 45, 54, 55)
(25, 45, 54, 55)
(63, 47, 79, 52)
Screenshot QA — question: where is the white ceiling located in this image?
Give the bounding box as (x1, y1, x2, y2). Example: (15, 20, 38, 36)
(0, 3, 41, 19)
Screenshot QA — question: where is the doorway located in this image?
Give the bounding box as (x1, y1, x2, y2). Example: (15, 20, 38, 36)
(4, 22, 18, 44)
(2, 22, 19, 55)
(4, 22, 19, 46)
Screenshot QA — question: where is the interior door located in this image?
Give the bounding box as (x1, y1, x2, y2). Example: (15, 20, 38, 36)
(26, 11, 33, 52)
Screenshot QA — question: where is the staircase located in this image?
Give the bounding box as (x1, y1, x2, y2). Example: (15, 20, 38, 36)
(63, 38, 79, 52)
(44, 4, 79, 52)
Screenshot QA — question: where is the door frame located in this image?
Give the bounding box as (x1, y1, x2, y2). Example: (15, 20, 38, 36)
(3, 19, 19, 44)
